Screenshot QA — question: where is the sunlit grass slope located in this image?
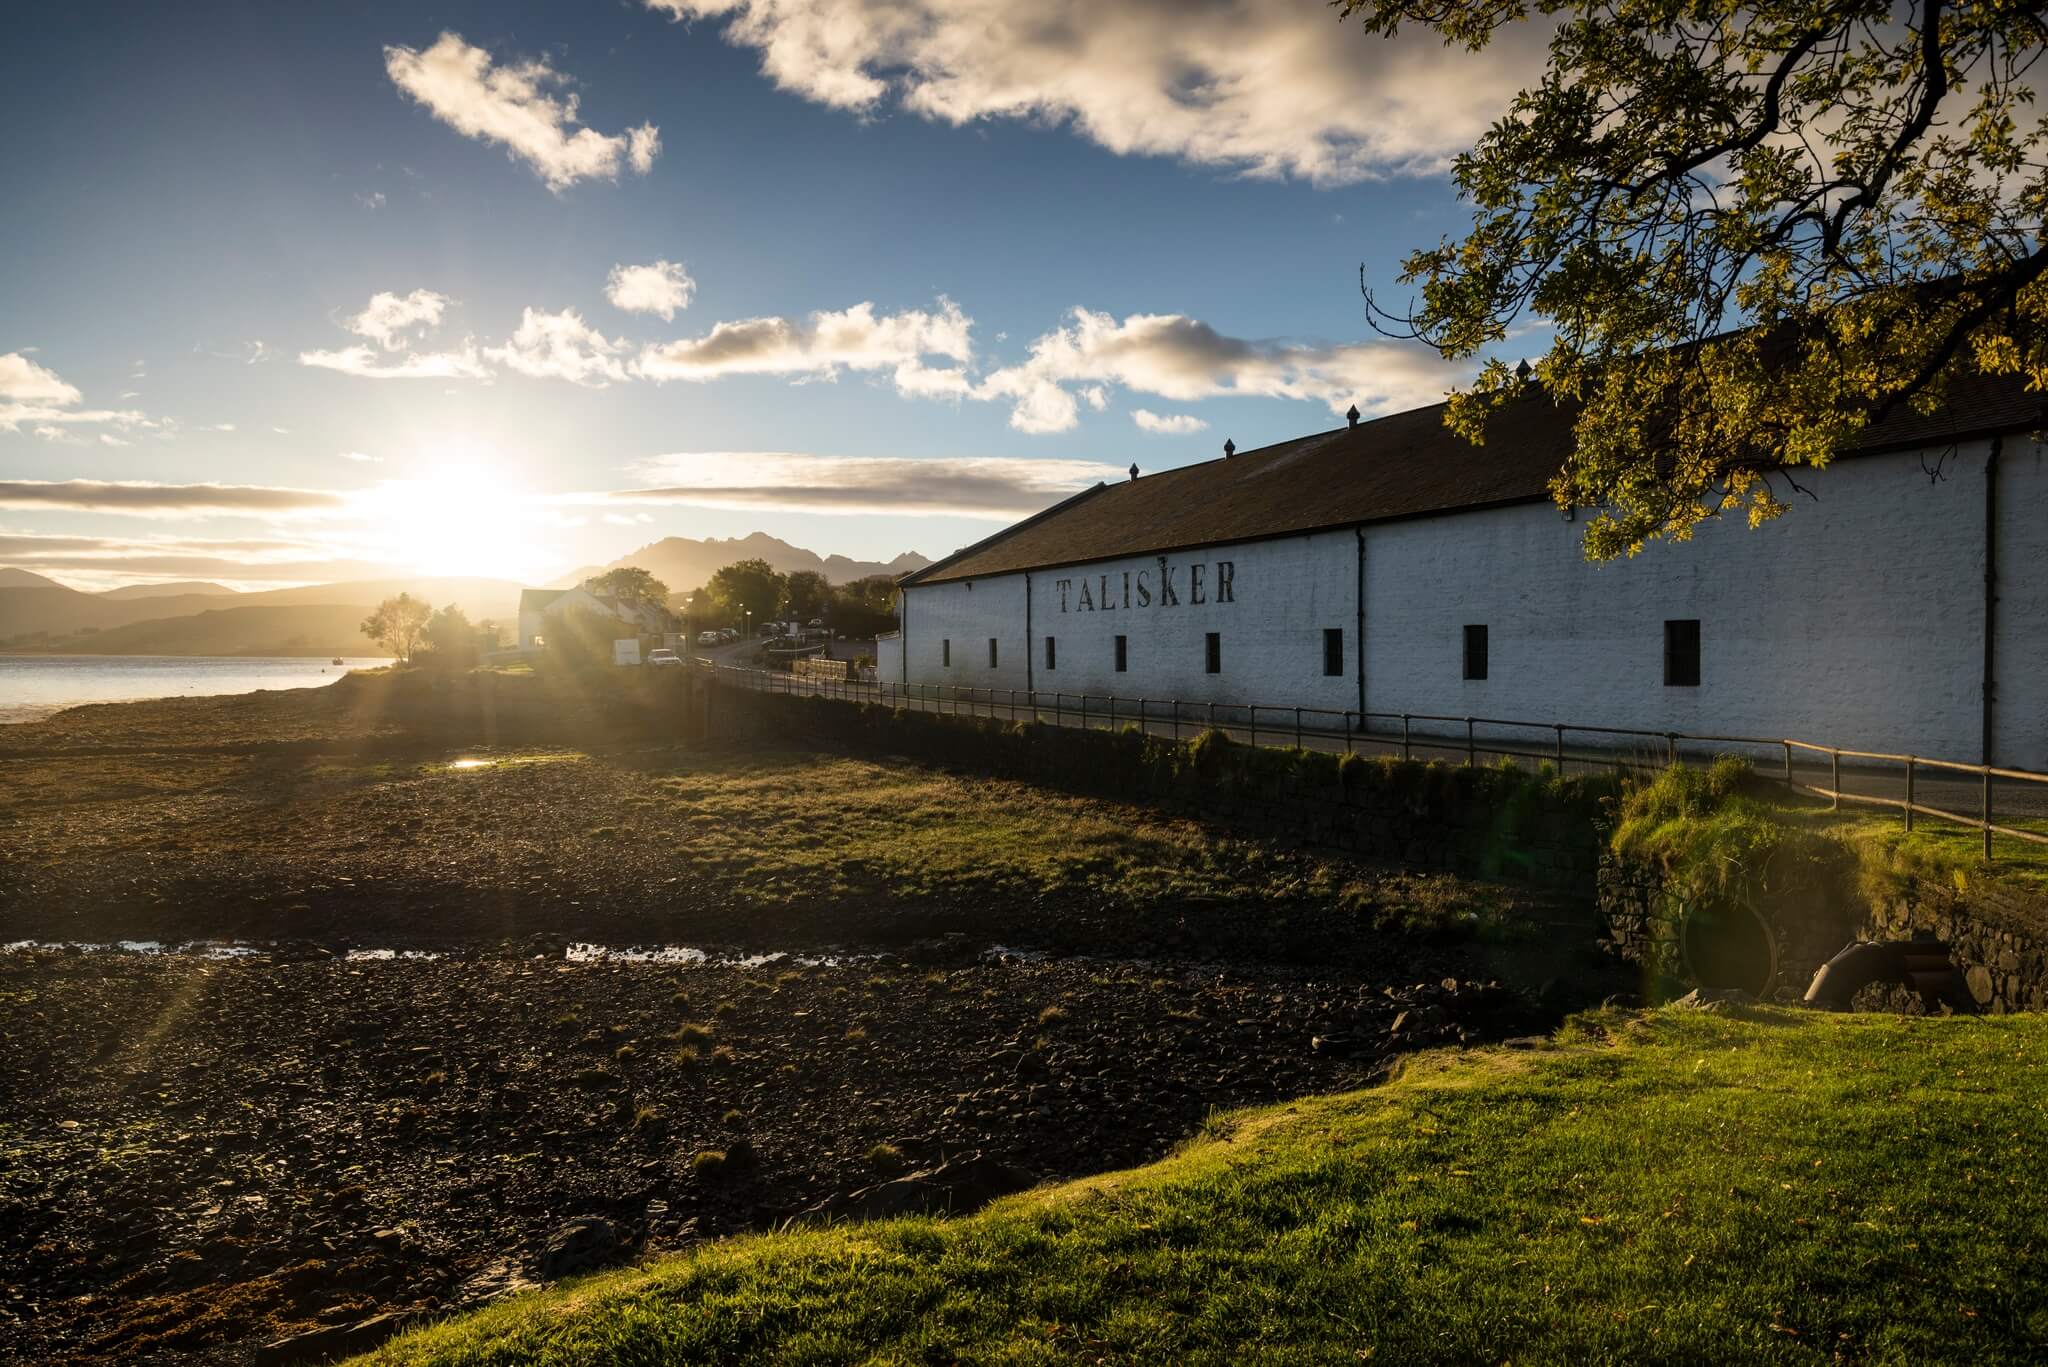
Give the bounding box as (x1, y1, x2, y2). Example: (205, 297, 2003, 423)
(362, 1009, 2048, 1365)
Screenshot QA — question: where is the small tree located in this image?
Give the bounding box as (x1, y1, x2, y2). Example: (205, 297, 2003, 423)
(361, 593, 432, 663)
(781, 570, 831, 622)
(418, 604, 484, 670)
(704, 558, 785, 629)
(586, 566, 670, 607)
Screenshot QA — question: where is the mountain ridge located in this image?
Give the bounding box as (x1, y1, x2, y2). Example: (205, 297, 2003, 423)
(561, 533, 930, 595)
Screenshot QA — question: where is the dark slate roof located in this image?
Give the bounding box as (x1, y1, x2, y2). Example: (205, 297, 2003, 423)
(905, 373, 2042, 586)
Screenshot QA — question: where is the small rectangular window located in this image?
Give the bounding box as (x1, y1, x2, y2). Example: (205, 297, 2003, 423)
(1044, 636, 1056, 670)
(988, 637, 998, 668)
(1114, 635, 1128, 673)
(1463, 624, 1488, 681)
(1204, 632, 1221, 675)
(1322, 628, 1344, 677)
(1664, 619, 1700, 687)
(941, 638, 950, 667)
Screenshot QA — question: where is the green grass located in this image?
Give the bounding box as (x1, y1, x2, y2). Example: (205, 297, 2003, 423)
(360, 1009, 2048, 1365)
(641, 751, 1511, 927)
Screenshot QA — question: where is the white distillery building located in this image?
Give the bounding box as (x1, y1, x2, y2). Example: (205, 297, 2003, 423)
(892, 380, 2048, 770)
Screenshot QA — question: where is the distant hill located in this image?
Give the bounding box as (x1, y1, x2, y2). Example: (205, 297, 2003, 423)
(59, 604, 385, 657)
(98, 580, 238, 600)
(0, 568, 65, 589)
(0, 575, 527, 653)
(568, 534, 931, 595)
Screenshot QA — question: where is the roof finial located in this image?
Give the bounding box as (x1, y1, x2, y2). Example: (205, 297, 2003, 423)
(1223, 438, 1236, 459)
(1515, 357, 1533, 385)
(1128, 462, 1139, 482)
(1346, 404, 1360, 429)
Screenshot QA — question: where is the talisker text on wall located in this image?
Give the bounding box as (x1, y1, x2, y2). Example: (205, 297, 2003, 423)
(1054, 557, 1237, 613)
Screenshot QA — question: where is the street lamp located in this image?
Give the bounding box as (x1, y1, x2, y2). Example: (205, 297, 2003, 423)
(744, 608, 751, 642)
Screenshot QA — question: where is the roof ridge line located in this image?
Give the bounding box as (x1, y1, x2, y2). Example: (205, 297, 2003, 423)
(898, 479, 1113, 587)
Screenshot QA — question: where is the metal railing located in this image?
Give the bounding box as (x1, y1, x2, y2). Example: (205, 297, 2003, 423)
(692, 660, 2048, 862)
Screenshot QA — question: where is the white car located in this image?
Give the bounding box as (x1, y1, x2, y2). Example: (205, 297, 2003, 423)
(646, 649, 683, 667)
(697, 631, 722, 646)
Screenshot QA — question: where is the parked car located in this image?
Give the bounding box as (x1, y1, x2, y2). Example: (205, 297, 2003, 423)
(697, 631, 721, 645)
(646, 649, 683, 668)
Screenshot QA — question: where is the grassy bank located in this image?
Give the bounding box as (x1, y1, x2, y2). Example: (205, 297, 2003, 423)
(362, 1008, 2048, 1365)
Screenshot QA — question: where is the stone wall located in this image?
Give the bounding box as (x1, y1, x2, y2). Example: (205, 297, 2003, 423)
(1861, 876, 2048, 1015)
(713, 684, 1613, 895)
(1600, 844, 2048, 1013)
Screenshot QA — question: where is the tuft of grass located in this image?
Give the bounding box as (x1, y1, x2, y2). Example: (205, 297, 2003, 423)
(613, 1043, 638, 1063)
(842, 1025, 868, 1042)
(1036, 1005, 1068, 1026)
(713, 1001, 738, 1020)
(671, 1023, 713, 1045)
(720, 1109, 744, 1127)
(863, 1142, 906, 1174)
(365, 1010, 2048, 1366)
(710, 1045, 735, 1067)
(671, 1045, 700, 1068)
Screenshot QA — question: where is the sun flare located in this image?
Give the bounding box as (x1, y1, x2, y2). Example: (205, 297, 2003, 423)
(358, 465, 551, 583)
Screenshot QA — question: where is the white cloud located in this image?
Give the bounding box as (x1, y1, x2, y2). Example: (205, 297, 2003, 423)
(1132, 408, 1207, 434)
(974, 307, 1465, 432)
(636, 298, 973, 388)
(484, 307, 630, 387)
(646, 0, 1546, 185)
(606, 260, 696, 320)
(347, 288, 450, 350)
(208, 423, 237, 432)
(358, 191, 388, 210)
(0, 351, 157, 437)
(385, 32, 662, 191)
(298, 344, 490, 381)
(0, 352, 82, 404)
(100, 433, 132, 447)
(608, 451, 1119, 517)
(340, 451, 383, 464)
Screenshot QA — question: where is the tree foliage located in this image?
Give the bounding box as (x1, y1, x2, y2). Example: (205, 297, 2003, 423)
(586, 566, 670, 606)
(781, 570, 831, 621)
(703, 558, 784, 625)
(1343, 0, 2048, 558)
(418, 604, 489, 670)
(361, 593, 432, 663)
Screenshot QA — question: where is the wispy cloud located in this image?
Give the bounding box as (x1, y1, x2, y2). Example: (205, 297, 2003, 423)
(385, 32, 661, 191)
(607, 260, 696, 321)
(1131, 409, 1207, 435)
(0, 479, 348, 517)
(605, 451, 1119, 518)
(485, 308, 629, 387)
(1, 352, 82, 405)
(646, 0, 1546, 185)
(635, 299, 972, 390)
(299, 343, 490, 381)
(976, 308, 1465, 433)
(347, 289, 450, 350)
(0, 352, 156, 437)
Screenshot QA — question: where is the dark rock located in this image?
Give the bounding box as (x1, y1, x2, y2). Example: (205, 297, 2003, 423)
(803, 1153, 1031, 1223)
(254, 1312, 412, 1365)
(537, 1217, 634, 1281)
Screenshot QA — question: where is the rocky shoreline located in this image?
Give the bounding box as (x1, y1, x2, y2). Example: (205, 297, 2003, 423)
(0, 941, 1595, 1365)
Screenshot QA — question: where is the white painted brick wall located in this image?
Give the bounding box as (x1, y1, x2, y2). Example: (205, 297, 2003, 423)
(901, 440, 2047, 768)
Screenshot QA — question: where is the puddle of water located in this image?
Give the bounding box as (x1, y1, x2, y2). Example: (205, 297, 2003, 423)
(344, 948, 443, 962)
(562, 943, 871, 968)
(447, 759, 493, 771)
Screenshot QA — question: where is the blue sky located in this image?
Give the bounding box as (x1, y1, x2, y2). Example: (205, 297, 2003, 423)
(0, 0, 1547, 589)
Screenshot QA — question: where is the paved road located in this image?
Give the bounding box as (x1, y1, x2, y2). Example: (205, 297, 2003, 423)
(698, 664, 2048, 832)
